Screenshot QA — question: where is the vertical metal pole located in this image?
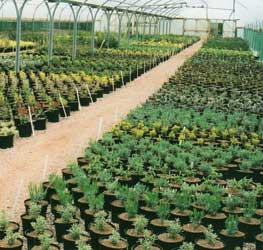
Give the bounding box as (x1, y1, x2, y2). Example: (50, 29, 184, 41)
(13, 0, 28, 74)
(70, 4, 82, 60)
(127, 13, 133, 47)
(142, 15, 147, 39)
(44, 1, 60, 65)
(169, 19, 172, 34)
(148, 17, 152, 35)
(105, 10, 113, 48)
(117, 11, 124, 47)
(135, 14, 140, 40)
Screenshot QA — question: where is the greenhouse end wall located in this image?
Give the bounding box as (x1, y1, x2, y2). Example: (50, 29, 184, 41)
(170, 18, 237, 38)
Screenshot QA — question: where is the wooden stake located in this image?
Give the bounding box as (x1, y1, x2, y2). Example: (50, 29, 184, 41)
(28, 106, 35, 136)
(59, 93, 67, 118)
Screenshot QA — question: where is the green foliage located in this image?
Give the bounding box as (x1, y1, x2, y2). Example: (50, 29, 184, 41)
(225, 215, 239, 235)
(94, 211, 107, 231)
(204, 225, 218, 245)
(68, 224, 85, 240)
(60, 204, 76, 223)
(4, 228, 20, 246)
(28, 202, 41, 219)
(125, 198, 138, 219)
(138, 231, 156, 250)
(38, 233, 53, 250)
(31, 216, 48, 235)
(190, 209, 204, 226)
(167, 219, 182, 239)
(0, 210, 8, 231)
(157, 202, 170, 222)
(133, 216, 148, 235)
(28, 183, 46, 203)
(179, 242, 195, 250)
(109, 230, 121, 245)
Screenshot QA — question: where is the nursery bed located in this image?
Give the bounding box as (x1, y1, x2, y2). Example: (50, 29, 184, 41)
(0, 40, 203, 217)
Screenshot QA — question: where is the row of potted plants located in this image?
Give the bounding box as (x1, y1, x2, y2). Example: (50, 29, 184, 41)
(0, 35, 199, 149)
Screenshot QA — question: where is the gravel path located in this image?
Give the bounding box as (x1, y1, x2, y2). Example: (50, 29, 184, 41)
(0, 41, 203, 220)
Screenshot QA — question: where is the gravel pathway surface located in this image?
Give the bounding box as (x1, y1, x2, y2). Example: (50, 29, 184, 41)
(0, 41, 203, 220)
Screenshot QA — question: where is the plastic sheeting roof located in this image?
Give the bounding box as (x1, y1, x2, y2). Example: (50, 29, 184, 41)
(1, 0, 262, 24)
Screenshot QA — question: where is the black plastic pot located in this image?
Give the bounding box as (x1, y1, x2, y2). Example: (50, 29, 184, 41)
(46, 109, 60, 123)
(203, 213, 227, 233)
(0, 134, 14, 149)
(68, 101, 79, 112)
(256, 234, 263, 250)
(34, 117, 46, 131)
(59, 106, 71, 117)
(25, 229, 53, 250)
(32, 243, 60, 250)
(111, 200, 125, 223)
(80, 97, 90, 106)
(54, 218, 78, 243)
(89, 223, 114, 250)
(118, 213, 137, 238)
(219, 230, 245, 250)
(157, 234, 184, 250)
(103, 191, 116, 212)
(21, 214, 36, 235)
(239, 217, 261, 242)
(0, 222, 19, 240)
(63, 233, 90, 250)
(150, 219, 169, 235)
(132, 243, 162, 250)
(139, 207, 157, 221)
(18, 122, 32, 137)
(0, 238, 23, 250)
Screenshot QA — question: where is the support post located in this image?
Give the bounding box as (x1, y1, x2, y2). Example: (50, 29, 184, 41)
(12, 0, 28, 74)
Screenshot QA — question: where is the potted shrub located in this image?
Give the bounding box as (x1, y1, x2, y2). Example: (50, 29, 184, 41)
(16, 106, 32, 137)
(150, 202, 170, 234)
(25, 216, 53, 250)
(203, 195, 226, 232)
(21, 202, 42, 234)
(0, 121, 17, 149)
(63, 224, 90, 250)
(32, 102, 47, 131)
(31, 233, 59, 250)
(219, 215, 245, 250)
(157, 219, 184, 250)
(178, 242, 195, 250)
(239, 201, 260, 242)
(67, 89, 79, 112)
(196, 225, 224, 250)
(0, 210, 19, 240)
(182, 209, 206, 242)
(58, 97, 70, 117)
(45, 96, 60, 123)
(126, 216, 151, 248)
(0, 228, 23, 250)
(25, 183, 48, 216)
(89, 211, 114, 249)
(83, 193, 104, 227)
(54, 204, 78, 242)
(132, 231, 161, 250)
(99, 230, 128, 250)
(222, 195, 242, 215)
(103, 181, 119, 211)
(111, 187, 129, 223)
(76, 239, 93, 250)
(255, 218, 263, 250)
(171, 190, 192, 224)
(118, 197, 139, 237)
(140, 192, 158, 221)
